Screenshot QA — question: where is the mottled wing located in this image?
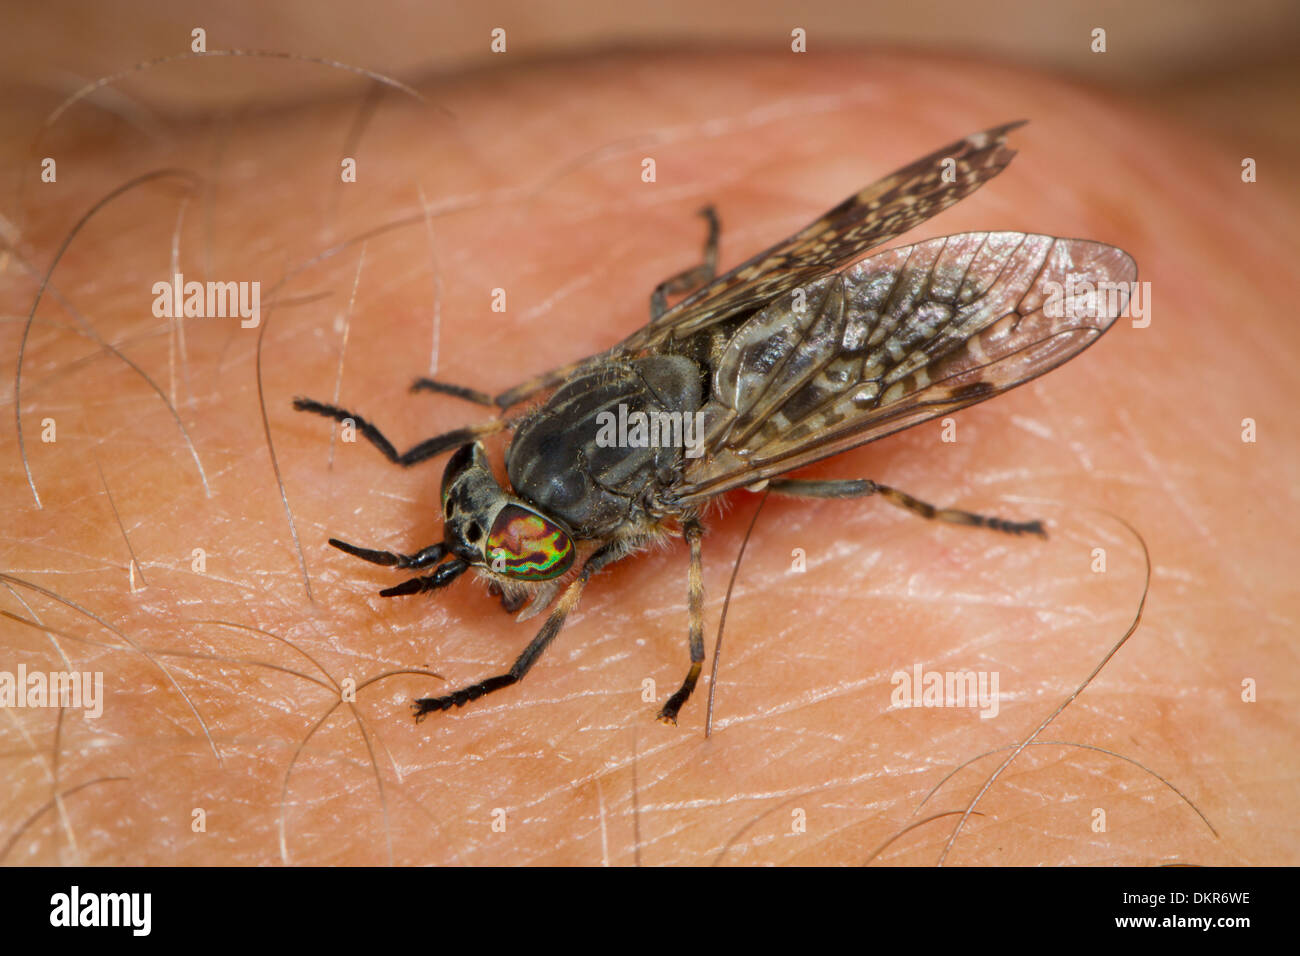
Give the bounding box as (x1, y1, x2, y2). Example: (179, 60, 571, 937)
(675, 232, 1137, 501)
(622, 121, 1026, 353)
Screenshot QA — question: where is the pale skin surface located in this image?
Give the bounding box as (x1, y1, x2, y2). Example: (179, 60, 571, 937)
(1, 50, 1297, 866)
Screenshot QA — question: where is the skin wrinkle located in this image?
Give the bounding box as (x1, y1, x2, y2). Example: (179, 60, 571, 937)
(1, 49, 1296, 866)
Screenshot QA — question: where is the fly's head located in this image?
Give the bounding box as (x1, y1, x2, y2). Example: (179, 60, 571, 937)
(440, 442, 576, 582)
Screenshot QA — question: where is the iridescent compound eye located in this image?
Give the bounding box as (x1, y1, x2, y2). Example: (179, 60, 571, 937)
(487, 504, 575, 581)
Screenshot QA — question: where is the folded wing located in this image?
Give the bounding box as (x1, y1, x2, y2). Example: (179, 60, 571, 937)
(675, 231, 1137, 501)
(622, 122, 1026, 352)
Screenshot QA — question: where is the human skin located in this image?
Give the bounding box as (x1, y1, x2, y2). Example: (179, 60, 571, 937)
(2, 49, 1296, 866)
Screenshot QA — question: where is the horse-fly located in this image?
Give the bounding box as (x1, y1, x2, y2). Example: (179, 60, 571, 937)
(293, 121, 1137, 725)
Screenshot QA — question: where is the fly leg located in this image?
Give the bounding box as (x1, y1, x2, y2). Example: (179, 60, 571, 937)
(412, 539, 628, 720)
(292, 396, 506, 466)
(768, 478, 1047, 537)
(414, 340, 627, 413)
(657, 520, 705, 724)
(650, 206, 720, 321)
(407, 379, 495, 406)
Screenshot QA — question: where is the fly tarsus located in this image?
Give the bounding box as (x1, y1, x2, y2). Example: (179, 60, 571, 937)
(650, 206, 720, 321)
(409, 539, 628, 723)
(412, 674, 517, 720)
(292, 395, 502, 467)
(769, 477, 1048, 539)
(657, 660, 702, 725)
(657, 521, 706, 724)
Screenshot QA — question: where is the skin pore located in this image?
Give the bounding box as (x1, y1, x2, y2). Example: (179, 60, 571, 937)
(2, 49, 1296, 865)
